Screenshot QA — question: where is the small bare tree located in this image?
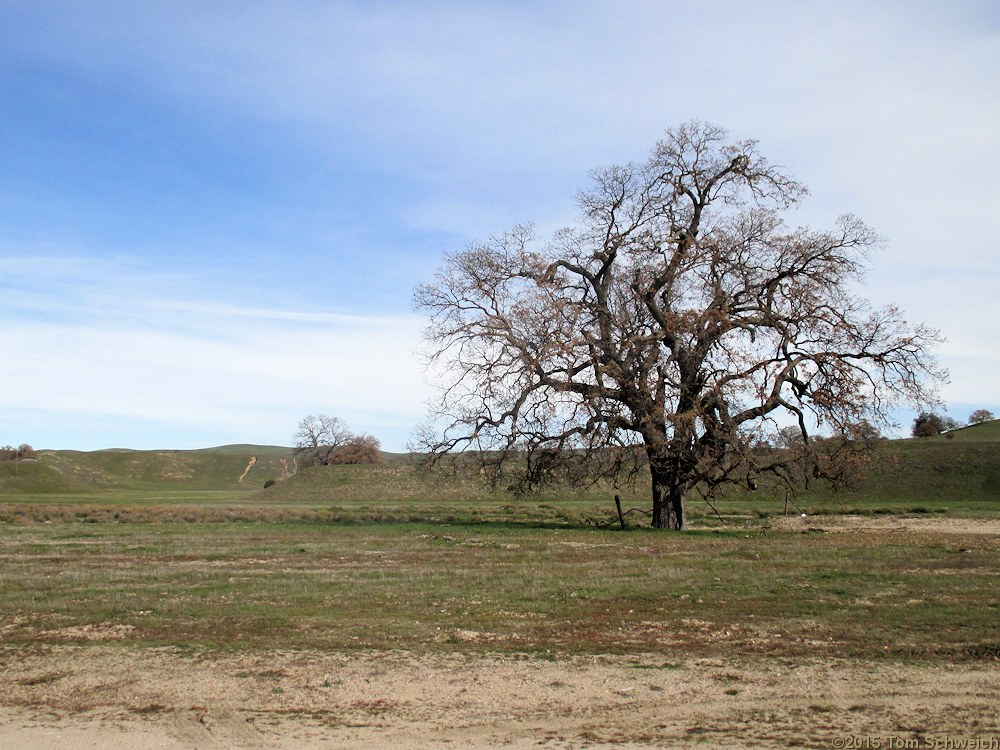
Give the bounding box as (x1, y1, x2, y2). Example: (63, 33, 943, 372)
(0, 444, 35, 462)
(294, 415, 352, 467)
(968, 409, 995, 425)
(414, 122, 945, 529)
(294, 417, 384, 467)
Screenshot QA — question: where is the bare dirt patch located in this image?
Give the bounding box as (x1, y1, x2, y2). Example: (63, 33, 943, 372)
(1, 646, 997, 749)
(773, 513, 1000, 536)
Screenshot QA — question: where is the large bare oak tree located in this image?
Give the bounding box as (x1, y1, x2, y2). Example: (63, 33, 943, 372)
(414, 122, 945, 529)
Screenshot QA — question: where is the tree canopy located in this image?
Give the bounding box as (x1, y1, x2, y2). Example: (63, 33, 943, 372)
(968, 409, 995, 425)
(0, 444, 36, 462)
(911, 411, 960, 438)
(294, 415, 382, 466)
(414, 122, 945, 529)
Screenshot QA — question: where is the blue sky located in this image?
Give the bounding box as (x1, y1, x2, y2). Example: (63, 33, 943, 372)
(1, 0, 998, 451)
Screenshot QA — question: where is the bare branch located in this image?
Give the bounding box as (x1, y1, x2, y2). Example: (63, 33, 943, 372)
(413, 121, 946, 529)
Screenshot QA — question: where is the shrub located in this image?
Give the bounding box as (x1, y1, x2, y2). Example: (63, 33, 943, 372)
(330, 435, 383, 464)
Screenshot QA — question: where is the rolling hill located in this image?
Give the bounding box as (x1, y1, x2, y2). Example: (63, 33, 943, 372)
(0, 422, 997, 515)
(0, 444, 295, 495)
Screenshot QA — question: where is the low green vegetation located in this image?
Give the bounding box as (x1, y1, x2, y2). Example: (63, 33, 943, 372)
(0, 424, 996, 662)
(1, 518, 997, 660)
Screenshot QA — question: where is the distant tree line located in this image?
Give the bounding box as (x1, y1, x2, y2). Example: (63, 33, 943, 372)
(293, 415, 383, 466)
(0, 444, 36, 462)
(911, 409, 995, 438)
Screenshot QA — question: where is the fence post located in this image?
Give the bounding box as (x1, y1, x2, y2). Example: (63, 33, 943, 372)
(614, 495, 626, 530)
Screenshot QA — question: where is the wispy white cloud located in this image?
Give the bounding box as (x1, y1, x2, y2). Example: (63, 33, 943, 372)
(0, 256, 429, 450)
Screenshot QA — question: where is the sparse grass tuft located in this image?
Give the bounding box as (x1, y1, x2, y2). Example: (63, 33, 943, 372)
(17, 672, 65, 686)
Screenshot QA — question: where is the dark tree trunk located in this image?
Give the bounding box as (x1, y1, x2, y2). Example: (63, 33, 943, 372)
(650, 465, 685, 530)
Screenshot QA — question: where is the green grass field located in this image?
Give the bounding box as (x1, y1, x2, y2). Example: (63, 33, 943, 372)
(0, 424, 997, 663)
(1, 516, 998, 660)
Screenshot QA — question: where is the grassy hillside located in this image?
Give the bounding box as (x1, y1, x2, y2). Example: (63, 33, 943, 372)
(940, 418, 1000, 442)
(699, 420, 1000, 518)
(1, 422, 997, 521)
(258, 424, 1000, 521)
(0, 444, 295, 495)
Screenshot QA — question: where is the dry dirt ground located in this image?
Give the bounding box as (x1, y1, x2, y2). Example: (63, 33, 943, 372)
(773, 514, 1000, 536)
(2, 516, 998, 749)
(2, 646, 999, 749)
